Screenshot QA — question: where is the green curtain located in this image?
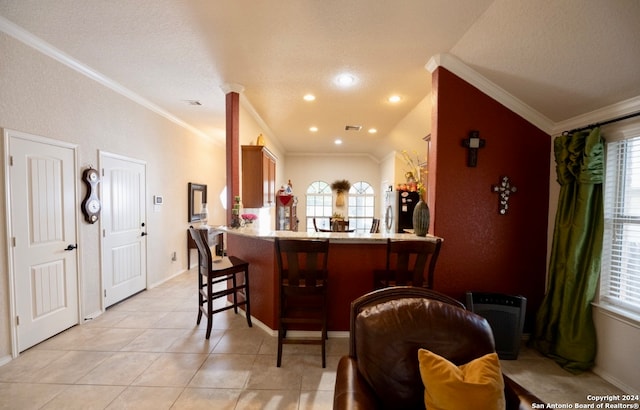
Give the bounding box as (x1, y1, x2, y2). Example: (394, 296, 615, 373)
(531, 127, 604, 373)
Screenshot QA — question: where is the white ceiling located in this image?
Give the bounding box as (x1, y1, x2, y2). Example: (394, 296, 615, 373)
(1, 0, 639, 159)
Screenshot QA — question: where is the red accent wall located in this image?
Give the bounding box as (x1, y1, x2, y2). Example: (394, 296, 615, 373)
(430, 68, 550, 330)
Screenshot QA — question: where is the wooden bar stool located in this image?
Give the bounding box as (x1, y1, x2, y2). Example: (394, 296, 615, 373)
(373, 238, 442, 289)
(188, 226, 252, 339)
(275, 238, 330, 367)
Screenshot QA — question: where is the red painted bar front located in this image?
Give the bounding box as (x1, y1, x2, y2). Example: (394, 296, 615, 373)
(225, 230, 437, 331)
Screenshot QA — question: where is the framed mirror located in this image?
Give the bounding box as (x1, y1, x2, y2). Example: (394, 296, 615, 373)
(188, 182, 207, 222)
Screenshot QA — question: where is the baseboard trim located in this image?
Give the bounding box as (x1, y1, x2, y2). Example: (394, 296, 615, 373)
(230, 303, 350, 338)
(0, 354, 13, 367)
(592, 366, 638, 394)
(148, 269, 188, 290)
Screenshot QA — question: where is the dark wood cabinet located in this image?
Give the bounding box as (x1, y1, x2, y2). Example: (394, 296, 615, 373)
(276, 195, 298, 231)
(242, 145, 276, 208)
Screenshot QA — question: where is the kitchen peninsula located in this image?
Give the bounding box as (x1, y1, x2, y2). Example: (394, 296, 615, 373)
(220, 226, 443, 333)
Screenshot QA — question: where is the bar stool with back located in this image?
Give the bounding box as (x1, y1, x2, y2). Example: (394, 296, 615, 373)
(275, 237, 330, 367)
(373, 238, 442, 289)
(370, 218, 380, 233)
(188, 226, 252, 339)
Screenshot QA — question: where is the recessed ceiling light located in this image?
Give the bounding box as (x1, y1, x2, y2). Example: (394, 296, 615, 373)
(368, 128, 377, 134)
(309, 126, 318, 132)
(335, 73, 356, 88)
(303, 94, 316, 101)
(334, 139, 343, 145)
(388, 95, 401, 103)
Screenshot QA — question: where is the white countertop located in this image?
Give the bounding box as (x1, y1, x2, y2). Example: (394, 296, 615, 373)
(209, 225, 442, 244)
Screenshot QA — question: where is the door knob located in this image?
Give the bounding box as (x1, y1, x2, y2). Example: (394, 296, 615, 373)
(141, 232, 147, 237)
(64, 244, 77, 251)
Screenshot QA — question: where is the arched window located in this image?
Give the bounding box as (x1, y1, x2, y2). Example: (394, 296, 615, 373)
(306, 181, 332, 232)
(348, 181, 375, 233)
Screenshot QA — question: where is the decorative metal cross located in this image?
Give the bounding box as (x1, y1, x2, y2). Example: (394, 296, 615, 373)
(492, 176, 517, 215)
(462, 130, 486, 167)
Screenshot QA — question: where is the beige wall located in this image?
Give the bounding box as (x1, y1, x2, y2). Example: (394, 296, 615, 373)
(283, 154, 382, 232)
(0, 32, 226, 360)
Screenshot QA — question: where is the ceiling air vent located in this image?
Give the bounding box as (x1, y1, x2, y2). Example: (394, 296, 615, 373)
(345, 125, 362, 131)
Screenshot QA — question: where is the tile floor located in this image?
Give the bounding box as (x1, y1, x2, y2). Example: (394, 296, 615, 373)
(0, 268, 626, 409)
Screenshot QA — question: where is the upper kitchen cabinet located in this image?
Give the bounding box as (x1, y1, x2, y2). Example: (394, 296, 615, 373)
(242, 145, 276, 208)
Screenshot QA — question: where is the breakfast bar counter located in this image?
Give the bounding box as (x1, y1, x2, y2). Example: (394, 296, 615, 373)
(220, 226, 442, 332)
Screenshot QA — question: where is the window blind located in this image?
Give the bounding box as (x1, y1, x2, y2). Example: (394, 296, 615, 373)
(601, 136, 640, 315)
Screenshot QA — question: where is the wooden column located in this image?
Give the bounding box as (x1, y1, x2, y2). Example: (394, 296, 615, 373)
(224, 86, 242, 225)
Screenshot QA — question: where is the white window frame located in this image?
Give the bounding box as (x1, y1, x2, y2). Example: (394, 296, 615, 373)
(306, 181, 332, 232)
(599, 120, 640, 323)
(347, 181, 375, 233)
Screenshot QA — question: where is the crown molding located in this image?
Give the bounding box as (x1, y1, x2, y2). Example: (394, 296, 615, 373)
(220, 83, 245, 94)
(381, 150, 399, 164)
(0, 16, 215, 142)
(426, 53, 555, 134)
(551, 95, 640, 136)
(219, 83, 287, 154)
(237, 95, 286, 154)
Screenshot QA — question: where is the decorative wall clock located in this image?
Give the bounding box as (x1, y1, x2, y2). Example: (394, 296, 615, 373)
(81, 167, 101, 223)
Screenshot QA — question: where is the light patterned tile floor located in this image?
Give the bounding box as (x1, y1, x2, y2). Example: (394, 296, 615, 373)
(0, 270, 345, 410)
(0, 269, 626, 409)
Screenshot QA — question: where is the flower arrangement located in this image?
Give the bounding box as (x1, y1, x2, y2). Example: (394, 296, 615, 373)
(330, 179, 351, 193)
(401, 150, 426, 195)
(241, 213, 257, 224)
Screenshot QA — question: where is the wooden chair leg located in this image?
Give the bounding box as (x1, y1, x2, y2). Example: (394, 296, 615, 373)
(205, 277, 213, 339)
(197, 274, 204, 325)
(232, 274, 238, 314)
(243, 268, 252, 327)
(321, 327, 327, 368)
(322, 305, 327, 368)
(277, 325, 284, 367)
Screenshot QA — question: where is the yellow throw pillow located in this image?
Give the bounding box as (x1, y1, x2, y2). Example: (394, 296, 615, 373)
(418, 349, 505, 410)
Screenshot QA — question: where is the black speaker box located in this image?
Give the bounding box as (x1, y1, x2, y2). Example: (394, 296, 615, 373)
(465, 292, 526, 360)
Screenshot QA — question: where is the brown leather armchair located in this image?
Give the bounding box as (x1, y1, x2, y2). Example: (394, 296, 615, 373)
(333, 287, 541, 410)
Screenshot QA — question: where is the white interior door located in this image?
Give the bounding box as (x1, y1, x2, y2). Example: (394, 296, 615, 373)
(6, 130, 79, 352)
(101, 152, 147, 307)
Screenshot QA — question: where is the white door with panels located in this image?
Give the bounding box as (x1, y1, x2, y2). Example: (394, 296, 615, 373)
(101, 152, 147, 307)
(6, 130, 79, 353)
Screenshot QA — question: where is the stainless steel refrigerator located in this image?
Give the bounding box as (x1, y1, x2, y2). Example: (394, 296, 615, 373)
(383, 190, 420, 233)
